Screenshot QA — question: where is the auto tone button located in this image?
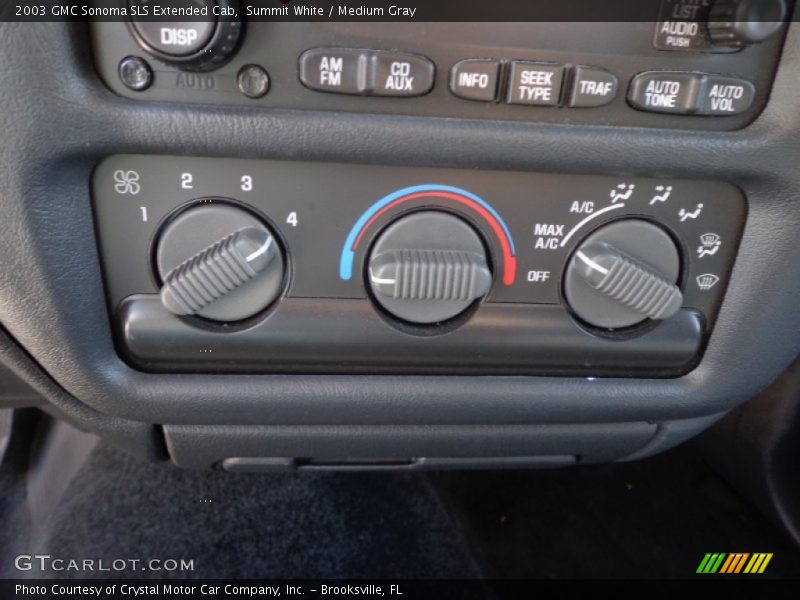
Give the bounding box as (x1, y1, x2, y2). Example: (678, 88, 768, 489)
(628, 71, 703, 114)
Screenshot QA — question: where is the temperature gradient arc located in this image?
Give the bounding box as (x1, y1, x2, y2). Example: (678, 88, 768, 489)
(339, 185, 517, 285)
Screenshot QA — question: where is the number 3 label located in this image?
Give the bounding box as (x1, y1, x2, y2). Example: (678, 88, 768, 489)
(241, 175, 253, 192)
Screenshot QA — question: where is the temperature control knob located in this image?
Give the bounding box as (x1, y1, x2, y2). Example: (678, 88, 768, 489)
(366, 211, 492, 324)
(156, 203, 285, 322)
(564, 220, 683, 329)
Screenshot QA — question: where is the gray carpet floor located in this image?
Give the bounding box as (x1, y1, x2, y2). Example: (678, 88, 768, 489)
(1, 421, 798, 581)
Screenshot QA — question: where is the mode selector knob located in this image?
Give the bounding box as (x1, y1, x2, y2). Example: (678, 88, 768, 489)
(367, 211, 493, 325)
(564, 220, 683, 330)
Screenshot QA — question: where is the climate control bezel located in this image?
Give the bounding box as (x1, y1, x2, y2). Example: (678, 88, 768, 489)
(92, 154, 746, 376)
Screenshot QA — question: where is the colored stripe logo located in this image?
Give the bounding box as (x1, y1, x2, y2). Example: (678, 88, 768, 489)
(696, 553, 773, 574)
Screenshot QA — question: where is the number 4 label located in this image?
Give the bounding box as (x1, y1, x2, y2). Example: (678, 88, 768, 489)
(286, 212, 298, 227)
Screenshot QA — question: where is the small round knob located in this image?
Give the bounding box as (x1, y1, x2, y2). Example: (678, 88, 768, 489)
(563, 220, 683, 330)
(128, 0, 242, 72)
(366, 211, 493, 325)
(708, 0, 787, 48)
(156, 203, 285, 322)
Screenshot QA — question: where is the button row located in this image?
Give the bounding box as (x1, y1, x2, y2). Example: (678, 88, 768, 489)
(628, 71, 755, 116)
(297, 48, 755, 117)
(451, 60, 618, 108)
(299, 48, 434, 97)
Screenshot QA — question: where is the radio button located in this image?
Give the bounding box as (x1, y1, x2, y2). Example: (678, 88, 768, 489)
(506, 62, 565, 107)
(628, 71, 703, 114)
(568, 66, 618, 108)
(130, 19, 216, 58)
(697, 75, 755, 116)
(371, 52, 435, 97)
(449, 59, 500, 102)
(299, 48, 369, 95)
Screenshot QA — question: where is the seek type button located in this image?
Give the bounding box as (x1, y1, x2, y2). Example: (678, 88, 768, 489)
(569, 66, 618, 108)
(507, 62, 564, 107)
(450, 59, 500, 102)
(371, 52, 435, 97)
(628, 71, 703, 114)
(697, 75, 755, 116)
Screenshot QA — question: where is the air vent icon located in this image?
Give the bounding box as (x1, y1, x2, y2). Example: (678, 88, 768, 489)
(697, 233, 722, 258)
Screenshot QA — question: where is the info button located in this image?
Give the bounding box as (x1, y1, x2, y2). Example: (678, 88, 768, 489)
(628, 71, 703, 114)
(450, 59, 500, 102)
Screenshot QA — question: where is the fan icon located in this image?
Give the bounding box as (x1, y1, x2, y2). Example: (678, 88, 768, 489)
(113, 170, 141, 195)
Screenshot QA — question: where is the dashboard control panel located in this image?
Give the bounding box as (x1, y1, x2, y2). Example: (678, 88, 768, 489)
(92, 155, 746, 376)
(89, 0, 791, 131)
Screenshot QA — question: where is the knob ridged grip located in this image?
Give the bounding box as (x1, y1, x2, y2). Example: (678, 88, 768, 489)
(369, 249, 492, 302)
(576, 244, 683, 321)
(708, 0, 786, 48)
(160, 227, 275, 316)
(366, 211, 493, 325)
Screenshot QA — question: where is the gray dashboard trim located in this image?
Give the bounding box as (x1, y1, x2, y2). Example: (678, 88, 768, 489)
(0, 22, 798, 428)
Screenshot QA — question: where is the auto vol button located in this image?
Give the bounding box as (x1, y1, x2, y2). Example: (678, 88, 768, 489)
(697, 75, 755, 116)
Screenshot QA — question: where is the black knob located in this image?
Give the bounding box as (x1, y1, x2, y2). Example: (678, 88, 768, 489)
(563, 220, 682, 330)
(366, 211, 493, 325)
(708, 0, 787, 48)
(156, 203, 285, 322)
(128, 0, 242, 72)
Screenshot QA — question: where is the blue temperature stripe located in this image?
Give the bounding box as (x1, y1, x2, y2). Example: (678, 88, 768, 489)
(339, 184, 515, 280)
